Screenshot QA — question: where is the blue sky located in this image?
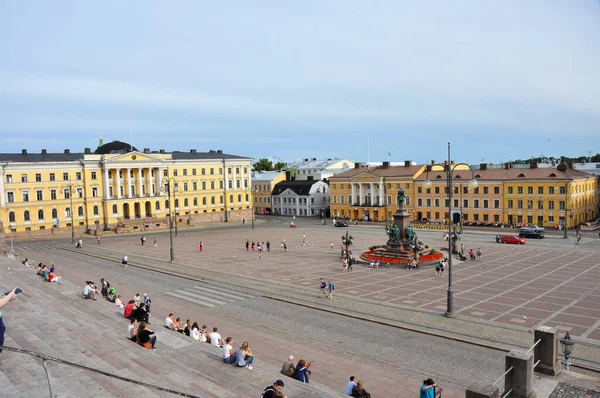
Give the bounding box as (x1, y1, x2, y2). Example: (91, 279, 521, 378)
(1, 1, 599, 164)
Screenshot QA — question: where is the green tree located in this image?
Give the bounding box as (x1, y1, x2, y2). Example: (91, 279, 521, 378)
(273, 161, 285, 171)
(253, 158, 273, 172)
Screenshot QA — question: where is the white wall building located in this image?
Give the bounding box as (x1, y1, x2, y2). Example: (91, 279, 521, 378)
(271, 178, 329, 217)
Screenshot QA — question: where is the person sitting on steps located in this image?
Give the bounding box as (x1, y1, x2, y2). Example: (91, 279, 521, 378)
(135, 322, 156, 350)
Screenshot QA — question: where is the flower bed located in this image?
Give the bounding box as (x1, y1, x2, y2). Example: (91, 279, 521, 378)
(361, 249, 443, 265)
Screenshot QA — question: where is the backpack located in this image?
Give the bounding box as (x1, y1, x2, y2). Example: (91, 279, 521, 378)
(261, 386, 276, 398)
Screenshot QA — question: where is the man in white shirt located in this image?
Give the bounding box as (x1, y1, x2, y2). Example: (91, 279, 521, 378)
(222, 336, 235, 363)
(208, 327, 223, 347)
(164, 313, 174, 329)
(82, 282, 97, 300)
(345, 376, 356, 395)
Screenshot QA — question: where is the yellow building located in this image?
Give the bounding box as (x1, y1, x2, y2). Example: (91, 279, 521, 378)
(251, 171, 286, 215)
(329, 161, 426, 222)
(0, 141, 253, 236)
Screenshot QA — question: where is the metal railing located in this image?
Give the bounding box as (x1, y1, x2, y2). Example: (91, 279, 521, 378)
(0, 345, 204, 398)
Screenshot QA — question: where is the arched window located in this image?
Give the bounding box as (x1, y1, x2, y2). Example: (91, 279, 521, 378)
(165, 199, 170, 209)
(112, 204, 118, 214)
(24, 210, 30, 221)
(38, 209, 44, 220)
(175, 199, 179, 208)
(51, 208, 58, 219)
(155, 201, 160, 210)
(78, 206, 84, 216)
(202, 197, 206, 205)
(230, 195, 234, 203)
(245, 193, 249, 201)
(220, 195, 224, 204)
(93, 205, 99, 215)
(238, 194, 242, 203)
(184, 198, 189, 207)
(65, 207, 71, 218)
(193, 197, 198, 206)
(8, 211, 15, 222)
(211, 196, 215, 205)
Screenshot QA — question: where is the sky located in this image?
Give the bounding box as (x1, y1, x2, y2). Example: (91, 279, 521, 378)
(0, 1, 599, 165)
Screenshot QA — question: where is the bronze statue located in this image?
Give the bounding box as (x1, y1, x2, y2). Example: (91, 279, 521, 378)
(406, 225, 415, 244)
(396, 188, 406, 210)
(387, 224, 401, 242)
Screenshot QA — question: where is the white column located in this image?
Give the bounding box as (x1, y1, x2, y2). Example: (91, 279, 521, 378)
(359, 184, 364, 205)
(127, 168, 132, 198)
(370, 183, 375, 205)
(296, 196, 300, 216)
(103, 167, 110, 199)
(116, 168, 122, 199)
(155, 167, 161, 195)
(379, 183, 384, 205)
(0, 170, 5, 207)
(232, 165, 236, 190)
(137, 168, 143, 197)
(351, 183, 356, 205)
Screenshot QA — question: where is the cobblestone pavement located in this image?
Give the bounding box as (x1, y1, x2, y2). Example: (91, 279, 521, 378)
(549, 382, 600, 398)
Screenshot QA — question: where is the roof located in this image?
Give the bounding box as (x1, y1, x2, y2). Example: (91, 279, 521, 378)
(252, 171, 285, 181)
(413, 167, 596, 182)
(272, 180, 323, 196)
(170, 151, 249, 161)
(94, 141, 138, 154)
(288, 158, 351, 170)
(331, 165, 425, 179)
(0, 152, 84, 163)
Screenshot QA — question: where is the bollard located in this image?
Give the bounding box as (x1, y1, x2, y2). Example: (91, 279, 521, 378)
(466, 384, 500, 398)
(533, 326, 561, 376)
(505, 350, 535, 398)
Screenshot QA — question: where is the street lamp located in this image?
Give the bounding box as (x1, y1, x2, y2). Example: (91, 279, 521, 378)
(424, 142, 478, 318)
(161, 177, 178, 262)
(8, 223, 15, 256)
(559, 331, 574, 371)
(341, 230, 353, 263)
(59, 181, 83, 244)
(563, 167, 569, 239)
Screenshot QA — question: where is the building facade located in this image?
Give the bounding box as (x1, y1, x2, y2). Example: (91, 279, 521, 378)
(271, 178, 329, 217)
(251, 171, 286, 215)
(1, 141, 253, 235)
(286, 158, 354, 181)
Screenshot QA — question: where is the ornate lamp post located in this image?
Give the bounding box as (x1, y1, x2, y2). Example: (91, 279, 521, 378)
(559, 331, 574, 371)
(341, 230, 353, 263)
(59, 181, 83, 244)
(424, 143, 477, 318)
(161, 177, 179, 262)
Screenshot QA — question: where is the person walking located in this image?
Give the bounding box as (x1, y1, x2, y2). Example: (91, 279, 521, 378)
(439, 260, 445, 278)
(122, 254, 128, 268)
(326, 280, 335, 300)
(153, 238, 158, 247)
(302, 233, 306, 246)
(330, 242, 334, 250)
(199, 241, 203, 253)
(96, 235, 100, 245)
(141, 236, 146, 246)
(319, 278, 327, 298)
(266, 241, 271, 252)
(476, 248, 482, 260)
(0, 288, 20, 354)
(143, 293, 152, 315)
(435, 262, 441, 277)
(252, 241, 255, 251)
(575, 234, 582, 247)
(245, 239, 249, 251)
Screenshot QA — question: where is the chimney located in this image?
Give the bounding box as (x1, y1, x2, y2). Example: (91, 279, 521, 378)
(21, 149, 27, 155)
(84, 147, 91, 154)
(144, 148, 150, 154)
(209, 150, 216, 153)
(217, 150, 223, 154)
(190, 149, 197, 153)
(404, 160, 412, 167)
(480, 164, 487, 170)
(431, 160, 435, 165)
(312, 158, 316, 161)
(286, 171, 291, 181)
(304, 158, 309, 162)
(382, 161, 390, 168)
(307, 176, 314, 181)
(529, 162, 538, 169)
(504, 162, 511, 170)
(41, 149, 47, 155)
(64, 149, 70, 154)
(159, 149, 165, 153)
(354, 162, 360, 169)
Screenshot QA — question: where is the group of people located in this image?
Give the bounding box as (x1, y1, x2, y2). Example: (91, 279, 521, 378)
(246, 239, 271, 252)
(123, 293, 152, 324)
(280, 355, 311, 384)
(346, 376, 371, 397)
(126, 318, 156, 349)
(434, 258, 449, 277)
(318, 278, 335, 300)
(221, 337, 255, 369)
(36, 262, 62, 283)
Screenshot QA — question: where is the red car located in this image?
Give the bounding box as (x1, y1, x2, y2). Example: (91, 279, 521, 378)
(499, 235, 526, 245)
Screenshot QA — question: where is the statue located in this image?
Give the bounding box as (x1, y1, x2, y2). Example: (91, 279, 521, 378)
(396, 188, 406, 210)
(406, 225, 415, 244)
(387, 225, 401, 243)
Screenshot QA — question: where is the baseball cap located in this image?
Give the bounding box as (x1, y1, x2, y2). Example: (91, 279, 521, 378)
(275, 380, 285, 387)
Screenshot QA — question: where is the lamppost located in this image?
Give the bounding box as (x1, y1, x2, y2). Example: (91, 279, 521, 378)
(424, 142, 477, 318)
(341, 230, 353, 263)
(161, 177, 178, 262)
(251, 205, 255, 230)
(8, 223, 15, 256)
(559, 331, 574, 371)
(60, 181, 83, 244)
(560, 166, 570, 239)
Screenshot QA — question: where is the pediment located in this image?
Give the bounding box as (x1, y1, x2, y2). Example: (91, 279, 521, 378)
(353, 172, 378, 180)
(103, 151, 167, 163)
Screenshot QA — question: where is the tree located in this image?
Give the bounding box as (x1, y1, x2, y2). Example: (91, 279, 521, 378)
(273, 161, 285, 171)
(253, 158, 273, 172)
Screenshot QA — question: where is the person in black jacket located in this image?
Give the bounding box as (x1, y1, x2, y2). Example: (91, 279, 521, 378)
(133, 303, 149, 323)
(260, 380, 285, 398)
(135, 322, 156, 350)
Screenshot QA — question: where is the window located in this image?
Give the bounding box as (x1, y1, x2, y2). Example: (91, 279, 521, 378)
(219, 168, 222, 174)
(7, 192, 14, 203)
(473, 213, 479, 221)
(220, 195, 224, 204)
(35, 173, 42, 182)
(63, 172, 69, 181)
(435, 187, 440, 194)
(24, 210, 30, 221)
(483, 187, 488, 194)
(474, 187, 479, 194)
(559, 201, 565, 210)
(538, 186, 543, 194)
(548, 216, 554, 223)
(50, 189, 57, 200)
(92, 187, 98, 197)
(494, 187, 499, 194)
(426, 198, 431, 207)
(463, 199, 469, 208)
(426, 188, 431, 194)
(417, 187, 422, 194)
(8, 211, 15, 222)
(155, 201, 160, 210)
(238, 194, 242, 203)
(112, 204, 118, 214)
(507, 200, 513, 209)
(77, 188, 83, 198)
(549, 187, 555, 195)
(229, 194, 234, 203)
(333, 195, 337, 204)
(23, 191, 29, 202)
(202, 197, 207, 205)
(184, 198, 189, 207)
(236, 180, 241, 188)
(517, 200, 523, 209)
(93, 205, 99, 215)
(538, 200, 544, 210)
(474, 199, 480, 208)
(483, 199, 488, 208)
(236, 167, 240, 174)
(37, 209, 44, 220)
(163, 169, 168, 177)
(417, 198, 423, 206)
(229, 180, 233, 189)
(193, 182, 197, 190)
(192, 169, 196, 176)
(52, 208, 57, 219)
(219, 181, 224, 189)
(175, 199, 179, 208)
(453, 199, 459, 207)
(193, 197, 198, 206)
(76, 172, 82, 180)
(78, 206, 84, 217)
(36, 190, 43, 201)
(517, 187, 523, 194)
(210, 181, 215, 190)
(21, 174, 27, 183)
(165, 199, 170, 209)
(494, 199, 500, 209)
(548, 201, 554, 210)
(183, 182, 188, 191)
(483, 214, 489, 221)
(183, 169, 188, 176)
(202, 168, 206, 175)
(6, 174, 12, 183)
(210, 168, 214, 175)
(244, 179, 248, 188)
(434, 198, 440, 207)
(173, 169, 178, 177)
(244, 167, 248, 174)
(559, 187, 566, 195)
(91, 171, 97, 180)
(202, 181, 206, 190)
(494, 214, 500, 222)
(508, 187, 513, 194)
(527, 186, 533, 194)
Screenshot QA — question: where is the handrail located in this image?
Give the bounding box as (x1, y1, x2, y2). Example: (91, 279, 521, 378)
(527, 339, 541, 353)
(0, 345, 204, 398)
(492, 366, 513, 386)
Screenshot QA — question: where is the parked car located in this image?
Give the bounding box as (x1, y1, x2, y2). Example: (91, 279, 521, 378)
(519, 228, 544, 239)
(334, 220, 348, 227)
(526, 225, 545, 232)
(499, 235, 526, 244)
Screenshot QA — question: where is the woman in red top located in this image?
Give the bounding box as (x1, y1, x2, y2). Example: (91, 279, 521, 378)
(124, 300, 136, 319)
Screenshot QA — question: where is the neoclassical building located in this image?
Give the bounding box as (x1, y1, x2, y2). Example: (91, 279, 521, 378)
(1, 141, 252, 236)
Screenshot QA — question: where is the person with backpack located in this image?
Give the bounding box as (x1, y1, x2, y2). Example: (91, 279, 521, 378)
(260, 380, 286, 398)
(326, 280, 335, 300)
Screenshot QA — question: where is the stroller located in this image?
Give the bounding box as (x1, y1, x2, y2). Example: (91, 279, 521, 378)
(106, 287, 117, 303)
